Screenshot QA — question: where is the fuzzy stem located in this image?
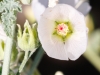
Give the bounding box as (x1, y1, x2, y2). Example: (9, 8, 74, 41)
(1, 25, 16, 75)
(1, 37, 13, 75)
(48, 0, 59, 7)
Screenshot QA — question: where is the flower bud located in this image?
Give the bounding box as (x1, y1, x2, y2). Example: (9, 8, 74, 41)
(17, 20, 38, 51)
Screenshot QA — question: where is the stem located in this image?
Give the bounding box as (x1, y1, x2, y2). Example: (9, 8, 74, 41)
(19, 51, 29, 73)
(28, 46, 44, 75)
(75, 0, 88, 9)
(48, 0, 59, 7)
(2, 37, 12, 75)
(1, 25, 16, 75)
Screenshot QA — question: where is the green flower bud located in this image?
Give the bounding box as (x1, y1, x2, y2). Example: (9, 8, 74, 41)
(0, 40, 5, 60)
(17, 20, 39, 51)
(21, 0, 31, 5)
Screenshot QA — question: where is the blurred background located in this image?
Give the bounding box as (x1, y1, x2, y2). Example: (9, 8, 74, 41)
(8, 0, 100, 75)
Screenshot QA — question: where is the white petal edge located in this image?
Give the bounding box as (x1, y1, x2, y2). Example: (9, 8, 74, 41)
(65, 32, 88, 60)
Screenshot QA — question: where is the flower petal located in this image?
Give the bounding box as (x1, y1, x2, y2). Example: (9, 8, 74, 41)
(52, 4, 87, 32)
(41, 4, 70, 22)
(65, 32, 88, 60)
(38, 16, 68, 60)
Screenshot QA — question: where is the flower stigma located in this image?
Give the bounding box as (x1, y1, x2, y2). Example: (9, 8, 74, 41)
(53, 21, 73, 43)
(55, 23, 69, 36)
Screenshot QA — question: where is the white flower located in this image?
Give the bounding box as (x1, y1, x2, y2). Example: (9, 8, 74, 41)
(38, 4, 88, 60)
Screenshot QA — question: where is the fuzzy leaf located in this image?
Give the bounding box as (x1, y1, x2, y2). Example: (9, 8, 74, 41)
(0, 0, 22, 37)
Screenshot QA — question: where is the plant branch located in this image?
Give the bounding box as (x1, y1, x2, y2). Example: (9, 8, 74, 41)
(19, 51, 29, 73)
(28, 46, 44, 75)
(75, 0, 88, 9)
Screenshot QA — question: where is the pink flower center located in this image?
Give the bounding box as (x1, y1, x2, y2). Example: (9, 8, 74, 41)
(55, 23, 69, 36)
